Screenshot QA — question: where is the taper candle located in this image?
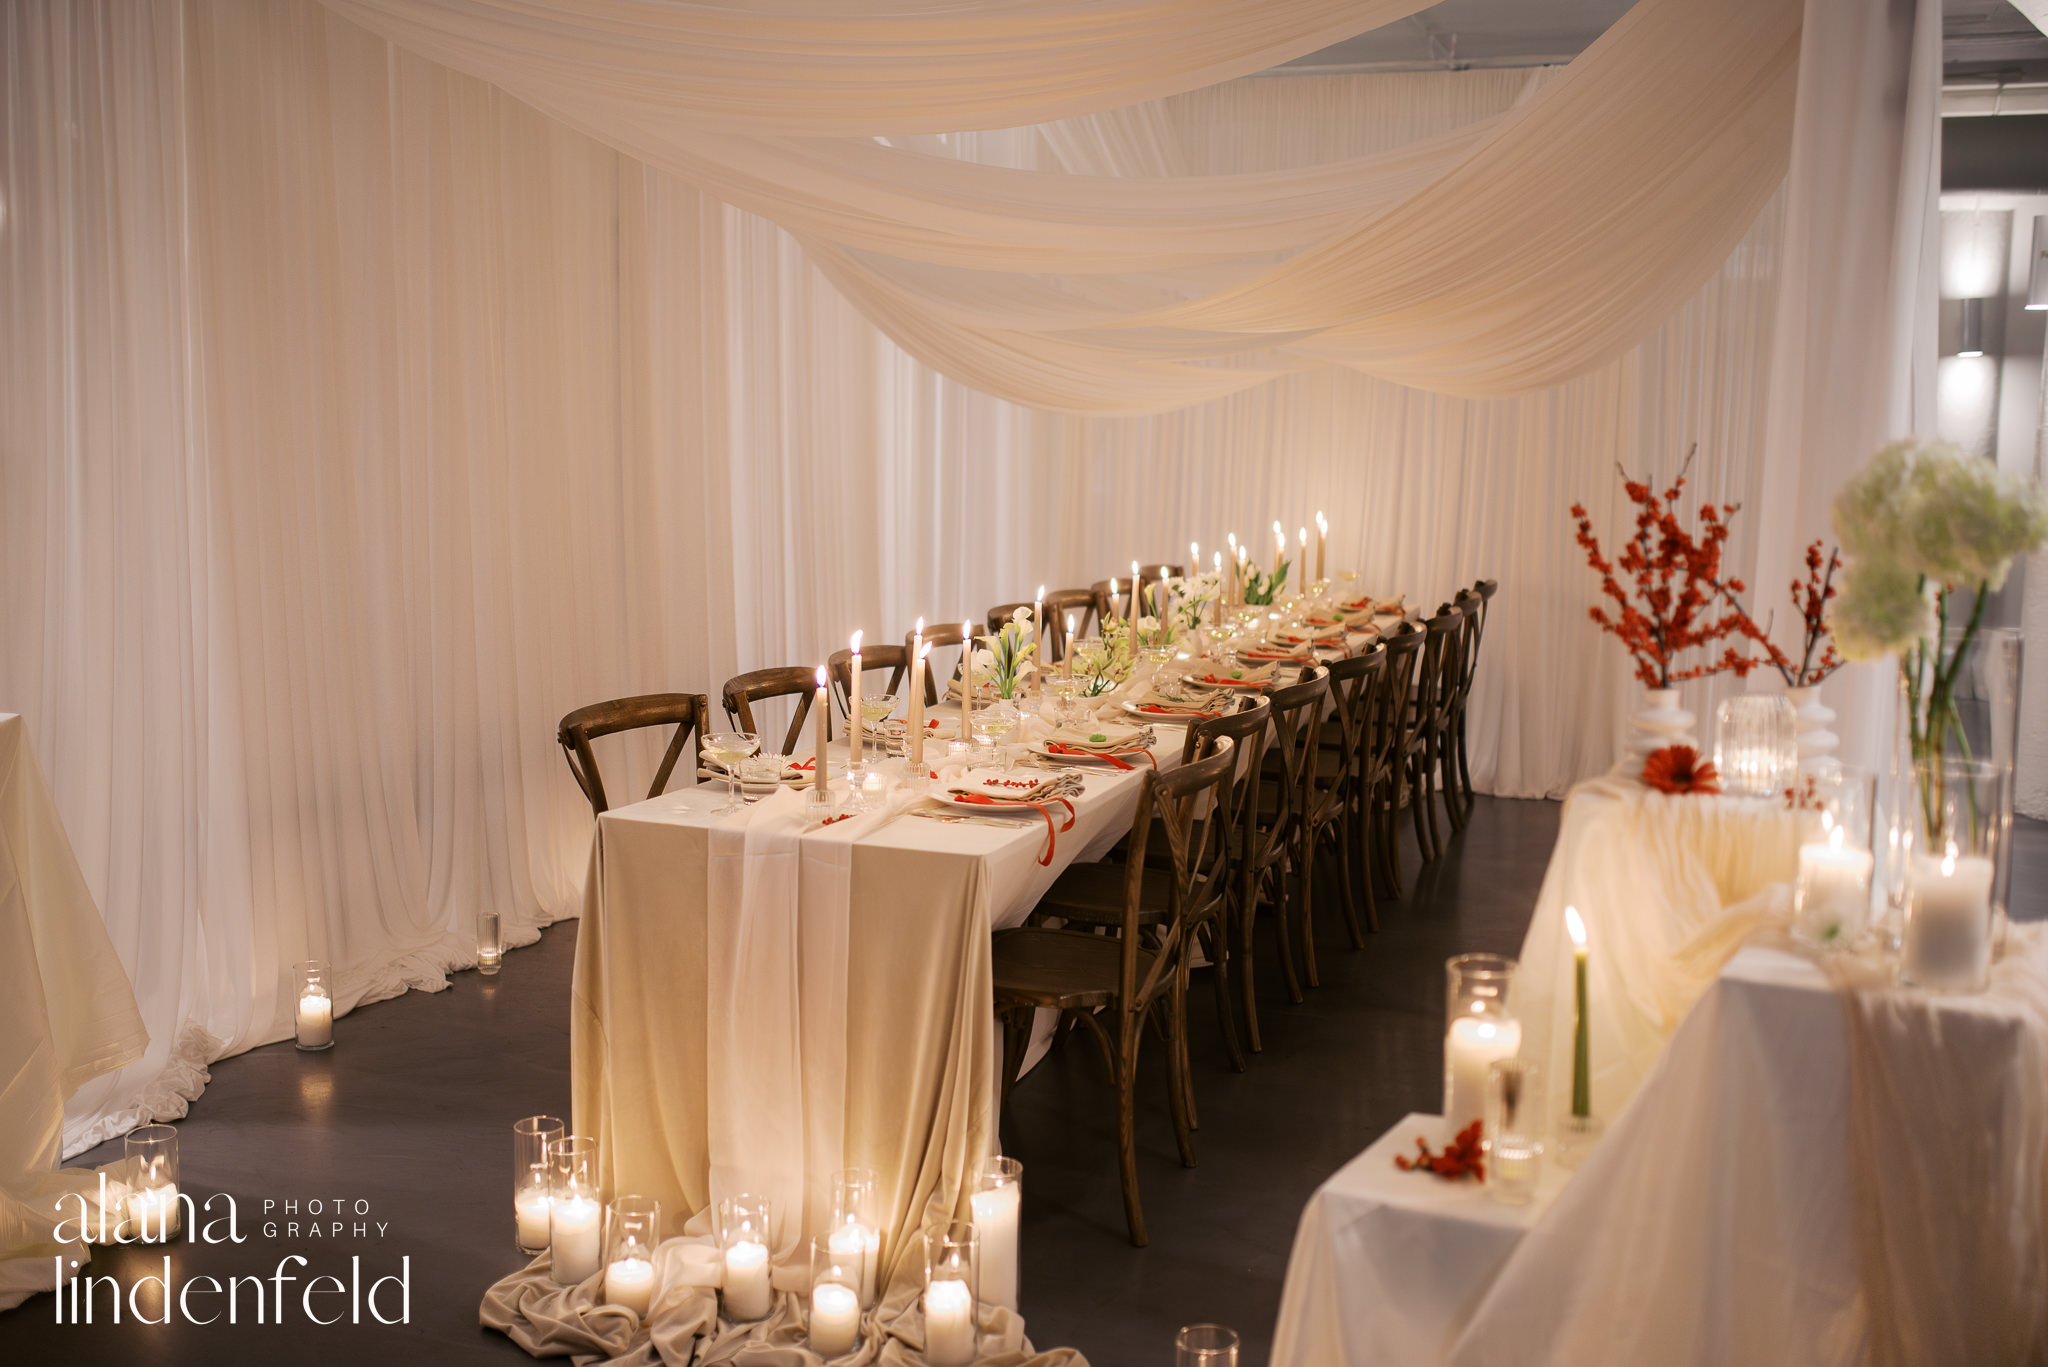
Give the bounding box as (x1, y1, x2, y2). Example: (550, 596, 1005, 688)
(847, 631, 863, 766)
(908, 621, 926, 771)
(1130, 561, 1141, 623)
(814, 666, 830, 797)
(1296, 527, 1308, 596)
(1272, 522, 1284, 578)
(1315, 511, 1327, 583)
(1034, 586, 1047, 678)
(1566, 905, 1590, 1119)
(960, 622, 973, 744)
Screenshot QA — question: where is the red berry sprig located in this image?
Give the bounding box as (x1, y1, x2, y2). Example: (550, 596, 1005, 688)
(1394, 1120, 1486, 1182)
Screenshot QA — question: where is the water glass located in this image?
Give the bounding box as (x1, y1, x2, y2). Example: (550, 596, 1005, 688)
(1713, 694, 1797, 799)
(1176, 1324, 1240, 1366)
(1484, 1059, 1543, 1205)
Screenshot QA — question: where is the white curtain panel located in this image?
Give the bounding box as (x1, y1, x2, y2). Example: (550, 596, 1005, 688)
(4, 0, 1924, 1150)
(322, 0, 1799, 413)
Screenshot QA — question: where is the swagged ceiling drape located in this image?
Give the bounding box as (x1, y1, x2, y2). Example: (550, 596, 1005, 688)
(2, 0, 1935, 1154)
(321, 0, 1801, 410)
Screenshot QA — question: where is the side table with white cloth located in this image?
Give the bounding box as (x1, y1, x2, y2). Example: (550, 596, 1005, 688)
(0, 714, 150, 1311)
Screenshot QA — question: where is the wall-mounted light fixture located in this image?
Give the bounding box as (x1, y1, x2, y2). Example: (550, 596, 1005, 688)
(2027, 216, 2046, 311)
(1958, 296, 1985, 357)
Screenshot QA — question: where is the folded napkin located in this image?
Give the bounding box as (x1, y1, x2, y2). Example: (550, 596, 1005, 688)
(1237, 646, 1314, 664)
(1276, 621, 1346, 643)
(943, 771, 1083, 865)
(1130, 695, 1224, 718)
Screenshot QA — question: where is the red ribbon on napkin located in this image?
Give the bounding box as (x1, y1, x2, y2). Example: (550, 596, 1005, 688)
(1200, 673, 1267, 690)
(1045, 742, 1155, 771)
(1136, 703, 1217, 718)
(952, 793, 1076, 866)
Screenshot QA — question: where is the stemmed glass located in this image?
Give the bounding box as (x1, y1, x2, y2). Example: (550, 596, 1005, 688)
(857, 694, 898, 765)
(973, 699, 1021, 771)
(702, 731, 760, 814)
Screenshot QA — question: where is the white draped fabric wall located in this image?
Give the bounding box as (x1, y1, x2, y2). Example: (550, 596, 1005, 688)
(4, 0, 1795, 1149)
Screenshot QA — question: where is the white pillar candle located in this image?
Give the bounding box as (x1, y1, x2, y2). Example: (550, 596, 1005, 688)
(550, 1195, 603, 1286)
(605, 1256, 657, 1318)
(969, 1181, 1020, 1311)
(1794, 826, 1874, 945)
(127, 1183, 182, 1240)
(830, 1222, 878, 1308)
(724, 1238, 772, 1320)
(810, 1280, 861, 1357)
(924, 1278, 976, 1367)
(514, 1188, 552, 1251)
(847, 632, 863, 766)
(1904, 847, 1994, 989)
(297, 992, 333, 1048)
(1444, 1013, 1521, 1134)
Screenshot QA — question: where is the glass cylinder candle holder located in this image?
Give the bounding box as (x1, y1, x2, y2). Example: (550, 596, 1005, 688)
(547, 1136, 602, 1286)
(1713, 694, 1798, 799)
(1483, 1060, 1543, 1206)
(808, 1236, 864, 1358)
(924, 1222, 979, 1367)
(1792, 765, 1877, 950)
(1443, 954, 1519, 1135)
(603, 1195, 661, 1320)
(124, 1124, 183, 1242)
(1902, 757, 2007, 994)
(1176, 1324, 1241, 1367)
(477, 909, 503, 975)
(718, 1194, 775, 1322)
(512, 1116, 563, 1254)
(829, 1166, 880, 1308)
(293, 960, 334, 1051)
(971, 1156, 1022, 1312)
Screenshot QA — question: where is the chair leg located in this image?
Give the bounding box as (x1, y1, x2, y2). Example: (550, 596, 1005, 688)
(1238, 885, 1263, 1053)
(1331, 815, 1365, 950)
(1408, 755, 1433, 862)
(1382, 778, 1408, 897)
(1205, 919, 1246, 1073)
(998, 1006, 1031, 1114)
(1422, 740, 1444, 858)
(1270, 862, 1305, 1003)
(1297, 835, 1320, 989)
(1116, 1017, 1148, 1248)
(1163, 983, 1197, 1159)
(1353, 798, 1381, 933)
(1456, 717, 1476, 819)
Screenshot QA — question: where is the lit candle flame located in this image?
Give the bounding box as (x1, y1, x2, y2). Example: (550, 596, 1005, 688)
(1190, 541, 1200, 566)
(914, 615, 924, 637)
(1317, 511, 1327, 534)
(1298, 526, 1308, 548)
(1828, 824, 1845, 851)
(1565, 904, 1587, 948)
(850, 629, 862, 653)
(815, 665, 827, 687)
(1942, 840, 1958, 877)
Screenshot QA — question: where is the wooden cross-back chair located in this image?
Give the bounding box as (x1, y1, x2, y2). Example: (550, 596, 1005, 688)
(1133, 563, 1183, 609)
(828, 644, 910, 720)
(1301, 646, 1386, 977)
(1449, 579, 1499, 820)
(720, 667, 823, 756)
(993, 739, 1238, 1247)
(1180, 697, 1271, 1061)
(557, 693, 709, 818)
(1247, 665, 1329, 1012)
(1409, 607, 1465, 862)
(1371, 622, 1426, 898)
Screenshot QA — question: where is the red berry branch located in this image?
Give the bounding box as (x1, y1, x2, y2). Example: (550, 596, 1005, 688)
(1763, 541, 1844, 688)
(1395, 1120, 1486, 1181)
(1569, 447, 1771, 689)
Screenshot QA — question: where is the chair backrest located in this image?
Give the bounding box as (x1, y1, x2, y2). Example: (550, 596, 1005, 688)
(1184, 695, 1270, 887)
(1415, 607, 1463, 733)
(903, 622, 971, 705)
(1451, 589, 1484, 702)
(1087, 580, 1129, 634)
(1133, 563, 1184, 609)
(557, 693, 709, 817)
(721, 666, 822, 755)
(1252, 665, 1330, 868)
(1042, 589, 1099, 659)
(986, 603, 1033, 635)
(828, 644, 910, 720)
(1318, 646, 1386, 817)
(1370, 622, 1424, 777)
(1467, 578, 1500, 688)
(1118, 738, 1238, 1008)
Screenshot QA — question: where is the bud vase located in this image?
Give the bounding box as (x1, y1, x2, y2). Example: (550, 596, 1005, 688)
(1785, 684, 1838, 770)
(1626, 686, 1697, 762)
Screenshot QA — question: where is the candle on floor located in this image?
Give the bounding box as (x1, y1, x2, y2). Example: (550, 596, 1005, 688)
(1794, 821, 1874, 947)
(294, 959, 334, 1050)
(925, 1278, 976, 1366)
(1315, 511, 1327, 584)
(127, 1182, 182, 1241)
(1444, 1008, 1521, 1134)
(810, 1280, 860, 1356)
(828, 1222, 873, 1307)
(605, 1256, 657, 1318)
(1903, 842, 1995, 991)
(971, 1157, 1022, 1312)
(550, 1195, 602, 1286)
(514, 1184, 552, 1252)
(724, 1238, 772, 1321)
(814, 665, 831, 798)
(847, 632, 863, 766)
(1565, 906, 1590, 1120)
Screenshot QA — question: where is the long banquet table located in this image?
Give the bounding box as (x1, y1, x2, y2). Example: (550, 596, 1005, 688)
(569, 731, 1190, 1296)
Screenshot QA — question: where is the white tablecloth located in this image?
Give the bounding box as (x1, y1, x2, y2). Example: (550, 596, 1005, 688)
(570, 731, 1188, 1298)
(1269, 1114, 1564, 1367)
(0, 714, 149, 1310)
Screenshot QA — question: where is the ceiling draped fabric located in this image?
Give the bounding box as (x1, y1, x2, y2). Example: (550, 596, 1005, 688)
(318, 0, 1802, 413)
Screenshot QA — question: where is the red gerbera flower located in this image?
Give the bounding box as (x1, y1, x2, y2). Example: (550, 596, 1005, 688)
(1642, 744, 1720, 795)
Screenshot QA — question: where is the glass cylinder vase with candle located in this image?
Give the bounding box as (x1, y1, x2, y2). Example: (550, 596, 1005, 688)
(294, 960, 334, 1051)
(829, 1166, 880, 1308)
(1443, 954, 1519, 1136)
(1792, 766, 1877, 950)
(512, 1116, 563, 1254)
(1902, 757, 2008, 994)
(1176, 1324, 1240, 1367)
(477, 909, 503, 975)
(924, 1222, 979, 1367)
(1484, 1060, 1543, 1206)
(808, 1237, 863, 1358)
(1713, 694, 1798, 799)
(603, 1196, 660, 1320)
(971, 1156, 1022, 1312)
(718, 1194, 775, 1322)
(124, 1124, 183, 1242)
(547, 1136, 603, 1286)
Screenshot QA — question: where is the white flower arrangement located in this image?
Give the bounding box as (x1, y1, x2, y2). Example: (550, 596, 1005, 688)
(970, 606, 1038, 700)
(1069, 617, 1136, 697)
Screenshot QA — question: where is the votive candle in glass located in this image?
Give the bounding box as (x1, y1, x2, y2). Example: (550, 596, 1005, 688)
(923, 1222, 979, 1367)
(971, 1156, 1022, 1312)
(1902, 757, 2006, 994)
(548, 1136, 602, 1286)
(477, 909, 503, 975)
(1792, 766, 1876, 949)
(512, 1116, 563, 1254)
(809, 1237, 863, 1358)
(719, 1194, 775, 1322)
(124, 1125, 184, 1242)
(1176, 1323, 1240, 1367)
(604, 1195, 661, 1320)
(294, 960, 334, 1051)
(829, 1166, 880, 1307)
(1443, 953, 1519, 1135)
(1484, 1059, 1543, 1206)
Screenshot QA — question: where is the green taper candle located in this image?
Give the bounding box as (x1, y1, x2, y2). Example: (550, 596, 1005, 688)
(1567, 905, 1590, 1118)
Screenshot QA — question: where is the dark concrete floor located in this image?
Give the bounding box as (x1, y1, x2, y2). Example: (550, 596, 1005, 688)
(7, 799, 2044, 1366)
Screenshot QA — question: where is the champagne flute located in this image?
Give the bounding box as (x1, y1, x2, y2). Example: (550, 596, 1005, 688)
(702, 732, 760, 814)
(858, 694, 898, 765)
